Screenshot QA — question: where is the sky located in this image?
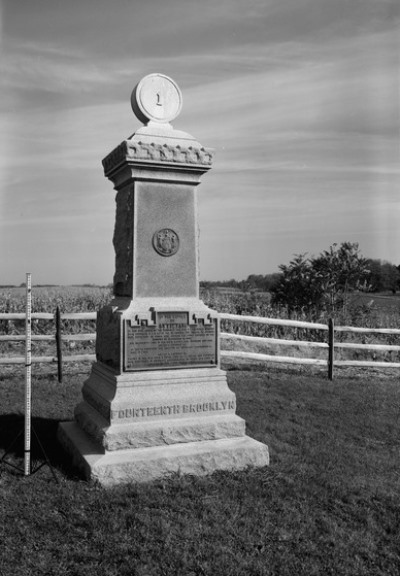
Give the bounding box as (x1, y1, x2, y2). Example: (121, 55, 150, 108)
(1, 0, 399, 285)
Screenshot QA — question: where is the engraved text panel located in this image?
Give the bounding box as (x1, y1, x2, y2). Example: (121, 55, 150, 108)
(124, 312, 218, 370)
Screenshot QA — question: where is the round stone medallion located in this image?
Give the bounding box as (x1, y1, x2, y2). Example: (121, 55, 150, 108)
(152, 228, 180, 257)
(131, 73, 183, 125)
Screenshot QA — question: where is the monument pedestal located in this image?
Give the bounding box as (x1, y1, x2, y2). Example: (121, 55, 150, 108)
(59, 336, 269, 486)
(58, 74, 269, 485)
(59, 423, 269, 486)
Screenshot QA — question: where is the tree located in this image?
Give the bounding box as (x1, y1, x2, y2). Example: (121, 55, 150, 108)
(270, 253, 322, 316)
(311, 242, 369, 312)
(366, 259, 400, 293)
(270, 242, 369, 316)
(240, 274, 281, 292)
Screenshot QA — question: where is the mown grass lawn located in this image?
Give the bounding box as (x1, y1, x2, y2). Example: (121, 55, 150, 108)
(0, 366, 399, 576)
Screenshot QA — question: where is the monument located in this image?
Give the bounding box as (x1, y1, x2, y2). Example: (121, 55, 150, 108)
(58, 74, 269, 485)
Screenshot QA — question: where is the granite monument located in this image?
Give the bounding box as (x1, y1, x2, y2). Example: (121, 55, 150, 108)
(58, 73, 269, 485)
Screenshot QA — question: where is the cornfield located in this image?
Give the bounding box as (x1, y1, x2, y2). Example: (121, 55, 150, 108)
(1, 286, 399, 368)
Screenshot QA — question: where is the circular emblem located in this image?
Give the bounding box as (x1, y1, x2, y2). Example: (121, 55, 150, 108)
(131, 73, 183, 125)
(152, 229, 180, 257)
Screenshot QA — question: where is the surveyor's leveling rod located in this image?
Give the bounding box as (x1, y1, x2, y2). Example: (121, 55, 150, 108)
(1, 273, 57, 482)
(24, 273, 32, 476)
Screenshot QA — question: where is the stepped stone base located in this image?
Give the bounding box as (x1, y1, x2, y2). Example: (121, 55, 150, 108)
(75, 401, 246, 450)
(58, 362, 270, 486)
(58, 421, 269, 487)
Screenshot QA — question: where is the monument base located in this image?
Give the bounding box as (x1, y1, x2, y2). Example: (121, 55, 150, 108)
(58, 421, 269, 486)
(58, 363, 269, 485)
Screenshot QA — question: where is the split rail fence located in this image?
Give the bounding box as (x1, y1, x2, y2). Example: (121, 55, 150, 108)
(1, 309, 399, 382)
(0, 308, 96, 383)
(219, 313, 400, 379)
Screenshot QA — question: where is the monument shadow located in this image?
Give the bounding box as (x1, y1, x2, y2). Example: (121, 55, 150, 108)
(0, 413, 78, 479)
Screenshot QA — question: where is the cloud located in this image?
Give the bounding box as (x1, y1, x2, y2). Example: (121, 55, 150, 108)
(1, 41, 111, 96)
(1, 0, 399, 282)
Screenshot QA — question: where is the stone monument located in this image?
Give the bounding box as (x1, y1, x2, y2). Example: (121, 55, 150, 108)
(58, 73, 269, 485)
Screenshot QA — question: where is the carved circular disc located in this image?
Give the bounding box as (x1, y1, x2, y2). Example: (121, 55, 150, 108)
(152, 228, 180, 257)
(131, 74, 183, 124)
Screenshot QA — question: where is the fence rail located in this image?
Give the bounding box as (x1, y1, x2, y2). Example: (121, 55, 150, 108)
(219, 313, 400, 378)
(1, 309, 399, 381)
(219, 313, 328, 330)
(221, 350, 328, 367)
(0, 312, 55, 320)
(0, 309, 97, 379)
(220, 333, 329, 349)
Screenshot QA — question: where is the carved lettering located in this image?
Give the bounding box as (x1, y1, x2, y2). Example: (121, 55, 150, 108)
(110, 400, 236, 420)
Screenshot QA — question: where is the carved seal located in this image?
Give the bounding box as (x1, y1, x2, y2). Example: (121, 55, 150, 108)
(152, 229, 179, 257)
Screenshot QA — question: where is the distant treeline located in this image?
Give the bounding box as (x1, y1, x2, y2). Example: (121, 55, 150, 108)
(201, 258, 400, 294)
(2, 258, 399, 295)
(366, 260, 400, 293)
(201, 274, 281, 293)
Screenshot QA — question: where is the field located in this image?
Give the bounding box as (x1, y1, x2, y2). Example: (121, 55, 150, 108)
(1, 285, 400, 372)
(1, 284, 399, 318)
(0, 367, 399, 575)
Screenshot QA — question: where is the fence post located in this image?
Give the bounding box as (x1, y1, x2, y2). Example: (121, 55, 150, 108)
(328, 318, 334, 381)
(55, 307, 63, 383)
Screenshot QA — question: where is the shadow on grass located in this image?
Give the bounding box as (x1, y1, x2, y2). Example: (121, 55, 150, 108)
(0, 413, 77, 480)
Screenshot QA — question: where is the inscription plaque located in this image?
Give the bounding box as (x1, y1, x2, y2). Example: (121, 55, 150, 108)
(124, 312, 218, 371)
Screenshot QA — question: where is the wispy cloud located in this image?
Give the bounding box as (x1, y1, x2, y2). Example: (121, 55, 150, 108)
(1, 0, 399, 283)
(1, 42, 111, 95)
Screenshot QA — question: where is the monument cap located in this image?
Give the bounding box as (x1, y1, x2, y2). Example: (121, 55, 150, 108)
(131, 73, 183, 125)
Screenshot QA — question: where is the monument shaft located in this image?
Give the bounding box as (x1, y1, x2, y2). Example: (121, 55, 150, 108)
(58, 74, 269, 485)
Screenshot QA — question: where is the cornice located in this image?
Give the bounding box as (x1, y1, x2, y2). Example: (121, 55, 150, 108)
(103, 140, 213, 177)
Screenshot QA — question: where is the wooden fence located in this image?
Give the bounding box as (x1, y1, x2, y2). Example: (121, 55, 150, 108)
(1, 309, 399, 381)
(0, 308, 97, 382)
(219, 313, 400, 379)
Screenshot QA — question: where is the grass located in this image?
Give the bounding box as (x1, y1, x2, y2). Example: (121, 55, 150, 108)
(1, 365, 399, 575)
